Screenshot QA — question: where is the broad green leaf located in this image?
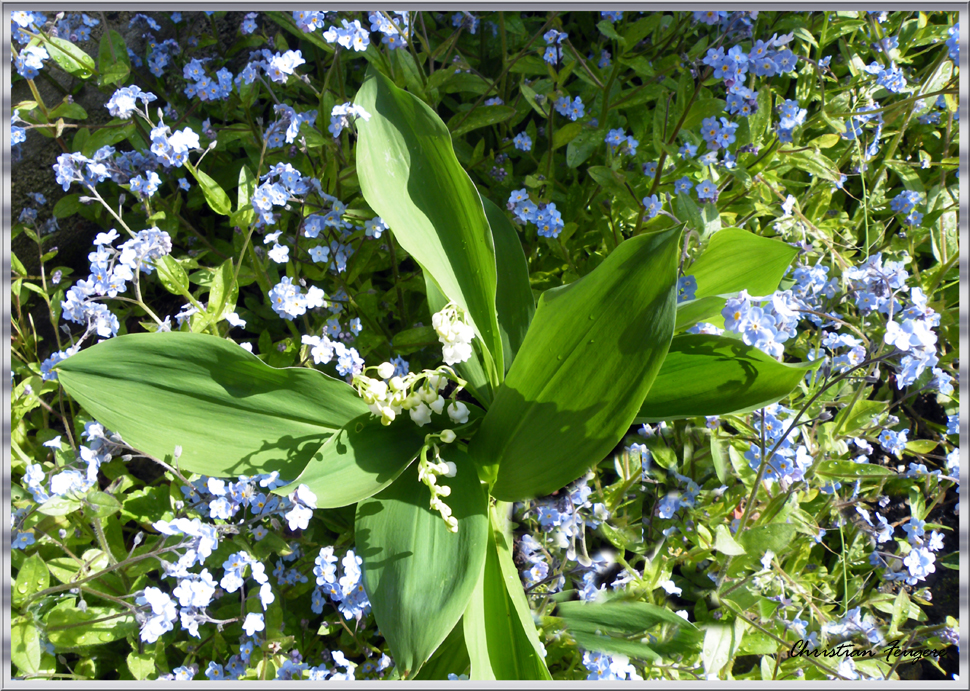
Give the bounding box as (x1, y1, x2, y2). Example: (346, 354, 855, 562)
(702, 624, 734, 677)
(412, 619, 470, 680)
(49, 101, 88, 120)
(46, 606, 138, 648)
(56, 332, 368, 480)
(474, 228, 680, 501)
(483, 198, 535, 373)
(556, 599, 694, 634)
(274, 413, 425, 507)
(463, 506, 551, 680)
(11, 618, 41, 675)
(185, 162, 232, 216)
(44, 37, 96, 78)
(12, 553, 50, 608)
(685, 228, 799, 299)
(636, 334, 818, 422)
(737, 523, 796, 554)
(356, 449, 488, 678)
(354, 68, 503, 383)
(448, 105, 517, 138)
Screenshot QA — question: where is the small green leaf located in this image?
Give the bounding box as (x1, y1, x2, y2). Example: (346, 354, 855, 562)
(710, 433, 729, 484)
(449, 105, 517, 138)
(36, 495, 82, 517)
(12, 553, 50, 608)
(714, 524, 746, 555)
(905, 439, 938, 455)
(127, 652, 157, 681)
(206, 259, 237, 322)
(186, 163, 232, 216)
(702, 624, 734, 677)
(44, 37, 97, 78)
(815, 460, 896, 479)
(155, 255, 189, 296)
(85, 489, 122, 518)
(737, 523, 796, 554)
(46, 607, 138, 648)
(11, 618, 42, 675)
(97, 30, 130, 87)
(557, 599, 695, 633)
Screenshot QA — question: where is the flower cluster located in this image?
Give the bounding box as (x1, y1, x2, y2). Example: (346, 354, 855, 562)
(432, 302, 476, 365)
(720, 288, 802, 359)
(508, 188, 565, 239)
(313, 547, 372, 620)
(329, 102, 371, 137)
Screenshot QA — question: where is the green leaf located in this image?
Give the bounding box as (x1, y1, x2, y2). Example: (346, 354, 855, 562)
(155, 255, 189, 296)
(356, 449, 488, 678)
(587, 166, 640, 209)
(463, 506, 551, 680)
(737, 523, 796, 554)
(833, 399, 886, 435)
(556, 599, 695, 633)
(814, 460, 897, 479)
(412, 619, 470, 680)
(11, 618, 41, 675)
(97, 30, 130, 87)
(127, 652, 157, 681)
(702, 624, 734, 677)
(710, 433, 729, 484)
(714, 524, 746, 555)
(354, 68, 503, 383)
(82, 120, 135, 158)
(56, 332, 369, 480)
(206, 259, 237, 322)
(570, 629, 663, 663)
(681, 99, 728, 132)
(448, 105, 517, 138)
(44, 37, 96, 78)
(483, 198, 534, 373)
(186, 162, 232, 216)
(49, 101, 88, 120)
(274, 413, 425, 507)
(905, 439, 938, 455)
(475, 228, 680, 501)
(85, 489, 122, 518)
(566, 128, 604, 168)
(13, 553, 50, 608)
(685, 228, 799, 299)
(36, 495, 82, 517)
(46, 606, 138, 648)
(636, 334, 818, 422)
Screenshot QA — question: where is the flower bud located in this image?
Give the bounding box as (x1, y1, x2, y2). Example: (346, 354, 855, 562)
(440, 429, 457, 444)
(377, 362, 395, 379)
